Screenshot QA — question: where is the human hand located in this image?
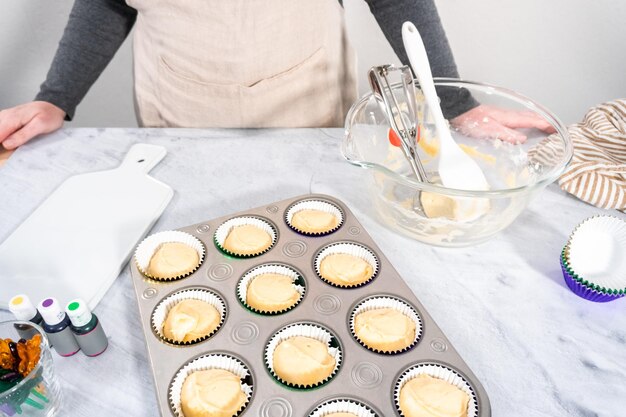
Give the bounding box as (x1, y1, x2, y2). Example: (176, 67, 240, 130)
(450, 104, 556, 144)
(0, 101, 65, 150)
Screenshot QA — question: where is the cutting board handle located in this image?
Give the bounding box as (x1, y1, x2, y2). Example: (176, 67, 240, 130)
(119, 144, 167, 174)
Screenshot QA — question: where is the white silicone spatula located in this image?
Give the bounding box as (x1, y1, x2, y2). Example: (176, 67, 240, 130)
(402, 22, 489, 191)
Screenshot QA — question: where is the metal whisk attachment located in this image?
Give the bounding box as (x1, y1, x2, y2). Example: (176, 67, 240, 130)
(368, 65, 428, 183)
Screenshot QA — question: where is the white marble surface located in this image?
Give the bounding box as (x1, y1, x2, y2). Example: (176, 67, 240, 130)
(0, 128, 624, 417)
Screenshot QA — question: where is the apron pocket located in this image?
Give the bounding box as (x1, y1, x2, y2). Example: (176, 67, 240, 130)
(241, 47, 337, 128)
(157, 56, 243, 127)
(156, 48, 336, 128)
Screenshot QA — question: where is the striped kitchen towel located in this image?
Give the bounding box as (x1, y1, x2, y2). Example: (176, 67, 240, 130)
(530, 99, 626, 212)
(560, 100, 626, 211)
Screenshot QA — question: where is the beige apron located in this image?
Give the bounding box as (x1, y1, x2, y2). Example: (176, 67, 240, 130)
(126, 0, 357, 128)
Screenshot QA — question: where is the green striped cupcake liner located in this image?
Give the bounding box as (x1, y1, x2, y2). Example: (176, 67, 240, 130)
(561, 247, 625, 296)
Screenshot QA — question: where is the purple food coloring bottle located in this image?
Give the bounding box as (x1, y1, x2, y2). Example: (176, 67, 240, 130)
(38, 297, 80, 357)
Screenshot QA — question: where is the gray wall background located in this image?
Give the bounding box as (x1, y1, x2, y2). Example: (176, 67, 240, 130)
(1, 0, 625, 127)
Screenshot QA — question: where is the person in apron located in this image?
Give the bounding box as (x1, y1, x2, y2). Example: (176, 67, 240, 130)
(130, 0, 356, 128)
(0, 0, 552, 149)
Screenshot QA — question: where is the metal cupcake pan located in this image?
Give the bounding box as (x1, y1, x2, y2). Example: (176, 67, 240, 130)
(129, 194, 492, 417)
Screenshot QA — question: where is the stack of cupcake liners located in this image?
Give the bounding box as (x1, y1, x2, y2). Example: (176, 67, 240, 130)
(561, 215, 626, 302)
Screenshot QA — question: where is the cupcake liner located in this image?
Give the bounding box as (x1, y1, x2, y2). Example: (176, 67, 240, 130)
(135, 231, 205, 281)
(563, 239, 625, 296)
(151, 288, 227, 345)
(264, 323, 342, 389)
(561, 249, 623, 302)
(169, 354, 253, 417)
(349, 296, 423, 354)
(394, 363, 479, 417)
(564, 215, 626, 294)
(214, 216, 277, 258)
(237, 264, 306, 315)
(562, 244, 625, 296)
(308, 398, 378, 417)
(314, 242, 379, 288)
(285, 199, 344, 236)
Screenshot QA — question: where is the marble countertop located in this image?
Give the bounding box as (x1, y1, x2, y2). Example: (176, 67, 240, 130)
(0, 128, 624, 417)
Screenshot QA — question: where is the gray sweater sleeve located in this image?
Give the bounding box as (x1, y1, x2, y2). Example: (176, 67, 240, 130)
(35, 0, 136, 121)
(364, 0, 478, 118)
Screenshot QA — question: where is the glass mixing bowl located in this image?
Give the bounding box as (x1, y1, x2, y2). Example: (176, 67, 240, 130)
(342, 79, 573, 247)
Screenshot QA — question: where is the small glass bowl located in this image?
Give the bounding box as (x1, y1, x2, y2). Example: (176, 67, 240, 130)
(0, 320, 62, 417)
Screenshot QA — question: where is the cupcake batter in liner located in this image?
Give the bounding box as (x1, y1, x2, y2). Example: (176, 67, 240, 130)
(314, 242, 379, 288)
(151, 288, 227, 345)
(349, 296, 422, 354)
(169, 353, 253, 417)
(394, 362, 478, 417)
(135, 230, 205, 281)
(214, 216, 277, 258)
(264, 322, 342, 389)
(128, 194, 492, 417)
(237, 264, 306, 315)
(308, 398, 379, 417)
(285, 199, 344, 236)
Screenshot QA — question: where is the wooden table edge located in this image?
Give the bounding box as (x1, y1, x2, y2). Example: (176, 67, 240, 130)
(0, 148, 14, 166)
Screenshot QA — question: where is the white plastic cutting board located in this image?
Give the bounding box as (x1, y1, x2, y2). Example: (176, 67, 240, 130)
(0, 144, 173, 310)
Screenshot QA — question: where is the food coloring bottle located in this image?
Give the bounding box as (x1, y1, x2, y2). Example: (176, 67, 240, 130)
(9, 294, 44, 339)
(66, 299, 108, 357)
(38, 297, 80, 357)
